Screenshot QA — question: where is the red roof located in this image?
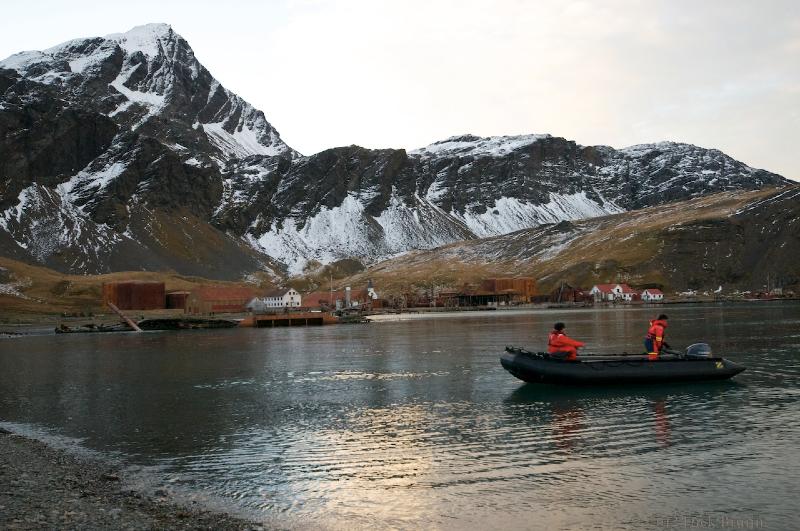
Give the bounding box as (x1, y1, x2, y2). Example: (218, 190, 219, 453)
(643, 288, 664, 295)
(593, 283, 635, 294)
(592, 283, 617, 293)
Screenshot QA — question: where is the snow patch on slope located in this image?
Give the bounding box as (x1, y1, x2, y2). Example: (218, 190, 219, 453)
(0, 51, 50, 71)
(61, 157, 130, 199)
(203, 121, 285, 158)
(0, 184, 122, 265)
(412, 134, 551, 158)
(374, 193, 472, 251)
(105, 23, 172, 58)
(454, 192, 622, 238)
(249, 192, 475, 274)
(251, 195, 378, 274)
(247, 189, 624, 273)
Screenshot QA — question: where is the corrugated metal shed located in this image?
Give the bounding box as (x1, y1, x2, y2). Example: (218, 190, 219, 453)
(186, 287, 255, 315)
(479, 278, 537, 301)
(102, 281, 165, 310)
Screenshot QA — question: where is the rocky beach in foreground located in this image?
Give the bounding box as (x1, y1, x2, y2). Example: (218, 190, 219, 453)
(0, 428, 261, 530)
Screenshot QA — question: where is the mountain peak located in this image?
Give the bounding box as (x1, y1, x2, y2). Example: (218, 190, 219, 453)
(105, 23, 178, 57)
(0, 23, 180, 71)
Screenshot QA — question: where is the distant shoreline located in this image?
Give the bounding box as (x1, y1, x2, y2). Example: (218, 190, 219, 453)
(1, 298, 797, 335)
(366, 298, 800, 322)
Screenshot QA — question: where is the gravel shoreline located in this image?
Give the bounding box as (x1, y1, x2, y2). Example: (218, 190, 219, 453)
(0, 427, 264, 530)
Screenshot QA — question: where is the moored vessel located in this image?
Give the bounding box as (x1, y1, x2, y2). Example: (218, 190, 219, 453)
(501, 344, 746, 385)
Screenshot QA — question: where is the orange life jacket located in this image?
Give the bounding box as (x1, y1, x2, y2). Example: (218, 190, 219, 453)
(646, 319, 668, 352)
(548, 330, 585, 359)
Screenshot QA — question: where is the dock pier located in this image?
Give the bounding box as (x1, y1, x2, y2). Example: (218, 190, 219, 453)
(239, 311, 339, 328)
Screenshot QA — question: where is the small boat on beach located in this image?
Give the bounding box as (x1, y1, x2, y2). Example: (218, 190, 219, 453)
(501, 344, 746, 385)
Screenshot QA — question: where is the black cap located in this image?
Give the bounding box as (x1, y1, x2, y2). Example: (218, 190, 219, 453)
(658, 314, 668, 320)
(554, 322, 565, 331)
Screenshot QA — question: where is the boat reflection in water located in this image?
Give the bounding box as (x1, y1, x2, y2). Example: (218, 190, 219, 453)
(504, 381, 740, 456)
(654, 399, 670, 448)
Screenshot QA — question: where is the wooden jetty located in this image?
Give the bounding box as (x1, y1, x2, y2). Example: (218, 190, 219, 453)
(239, 311, 339, 328)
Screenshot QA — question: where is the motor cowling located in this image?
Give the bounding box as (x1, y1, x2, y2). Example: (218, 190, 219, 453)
(686, 343, 713, 358)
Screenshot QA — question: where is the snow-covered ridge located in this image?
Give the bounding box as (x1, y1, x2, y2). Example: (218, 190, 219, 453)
(0, 23, 175, 73)
(411, 134, 551, 158)
(105, 23, 173, 58)
(248, 190, 619, 273)
(250, 191, 468, 275)
(455, 193, 622, 238)
(0, 50, 50, 72)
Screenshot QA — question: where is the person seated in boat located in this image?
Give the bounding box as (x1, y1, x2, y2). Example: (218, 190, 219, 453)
(547, 322, 585, 361)
(644, 314, 670, 360)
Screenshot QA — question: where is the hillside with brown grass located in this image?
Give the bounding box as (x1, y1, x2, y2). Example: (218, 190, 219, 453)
(334, 186, 800, 297)
(0, 257, 273, 320)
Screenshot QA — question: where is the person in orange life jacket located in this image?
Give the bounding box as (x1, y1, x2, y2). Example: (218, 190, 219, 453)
(644, 314, 670, 360)
(548, 322, 585, 361)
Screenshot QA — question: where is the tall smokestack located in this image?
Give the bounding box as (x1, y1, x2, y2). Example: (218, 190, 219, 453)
(345, 286, 351, 307)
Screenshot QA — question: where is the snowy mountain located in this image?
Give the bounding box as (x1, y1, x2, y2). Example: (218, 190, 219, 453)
(0, 24, 789, 279)
(343, 186, 800, 293)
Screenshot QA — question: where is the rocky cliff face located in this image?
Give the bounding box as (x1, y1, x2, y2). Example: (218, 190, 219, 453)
(0, 24, 789, 278)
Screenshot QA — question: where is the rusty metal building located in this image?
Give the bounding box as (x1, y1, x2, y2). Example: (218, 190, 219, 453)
(166, 291, 190, 310)
(102, 281, 165, 310)
(479, 278, 537, 302)
(185, 287, 255, 315)
(438, 277, 537, 307)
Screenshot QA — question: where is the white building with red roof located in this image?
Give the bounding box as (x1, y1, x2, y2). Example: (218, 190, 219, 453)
(589, 283, 637, 302)
(641, 288, 665, 302)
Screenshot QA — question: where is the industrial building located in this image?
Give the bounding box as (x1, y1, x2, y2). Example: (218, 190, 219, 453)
(304, 282, 381, 310)
(102, 281, 165, 310)
(185, 287, 255, 315)
(440, 277, 537, 306)
(166, 291, 190, 310)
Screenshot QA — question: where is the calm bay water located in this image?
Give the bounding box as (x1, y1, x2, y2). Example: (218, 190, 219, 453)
(1, 303, 799, 529)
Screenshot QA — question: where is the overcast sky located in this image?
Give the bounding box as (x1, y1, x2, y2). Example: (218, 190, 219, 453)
(2, 0, 798, 179)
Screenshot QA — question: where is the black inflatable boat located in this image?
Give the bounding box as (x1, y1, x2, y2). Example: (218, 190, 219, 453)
(501, 344, 746, 385)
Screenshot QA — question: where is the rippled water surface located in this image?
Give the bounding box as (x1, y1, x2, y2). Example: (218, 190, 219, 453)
(1, 303, 799, 529)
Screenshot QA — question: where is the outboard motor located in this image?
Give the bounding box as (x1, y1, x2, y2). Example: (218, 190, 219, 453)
(685, 343, 713, 359)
